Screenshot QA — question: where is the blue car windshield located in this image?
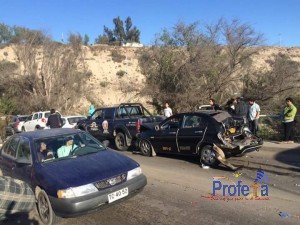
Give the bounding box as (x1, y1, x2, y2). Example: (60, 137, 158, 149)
(34, 132, 106, 163)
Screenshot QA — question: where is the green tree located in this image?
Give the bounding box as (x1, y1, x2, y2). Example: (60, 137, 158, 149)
(0, 23, 12, 44)
(83, 34, 89, 46)
(97, 16, 141, 45)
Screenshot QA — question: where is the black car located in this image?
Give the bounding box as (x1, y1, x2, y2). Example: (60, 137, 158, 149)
(136, 111, 263, 167)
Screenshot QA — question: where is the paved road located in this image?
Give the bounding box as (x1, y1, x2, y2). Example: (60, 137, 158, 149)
(4, 143, 300, 225)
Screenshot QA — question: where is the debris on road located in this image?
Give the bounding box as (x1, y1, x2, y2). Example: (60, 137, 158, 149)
(279, 212, 290, 218)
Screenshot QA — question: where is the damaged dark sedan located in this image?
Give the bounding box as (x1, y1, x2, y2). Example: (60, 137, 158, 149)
(136, 111, 263, 168)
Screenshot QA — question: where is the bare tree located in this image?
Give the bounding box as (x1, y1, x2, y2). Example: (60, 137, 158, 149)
(11, 31, 92, 114)
(243, 52, 300, 112)
(139, 19, 263, 112)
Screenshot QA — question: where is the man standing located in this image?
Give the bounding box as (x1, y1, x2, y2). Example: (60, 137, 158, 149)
(163, 102, 173, 118)
(235, 97, 248, 124)
(248, 98, 260, 135)
(281, 97, 297, 143)
(46, 109, 62, 128)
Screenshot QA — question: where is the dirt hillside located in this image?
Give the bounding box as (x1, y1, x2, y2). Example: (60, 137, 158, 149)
(1, 44, 300, 113)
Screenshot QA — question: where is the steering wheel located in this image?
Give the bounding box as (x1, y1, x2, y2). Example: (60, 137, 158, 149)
(70, 145, 82, 155)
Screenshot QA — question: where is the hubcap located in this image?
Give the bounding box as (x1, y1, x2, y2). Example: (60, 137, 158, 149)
(202, 148, 216, 165)
(141, 141, 150, 154)
(116, 135, 124, 148)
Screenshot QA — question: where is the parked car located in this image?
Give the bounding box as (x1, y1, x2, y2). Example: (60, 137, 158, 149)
(136, 111, 263, 167)
(22, 111, 61, 132)
(61, 116, 86, 128)
(5, 115, 30, 136)
(76, 103, 164, 151)
(0, 128, 147, 225)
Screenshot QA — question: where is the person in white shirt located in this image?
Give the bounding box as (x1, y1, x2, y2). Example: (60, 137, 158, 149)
(248, 98, 260, 135)
(163, 103, 173, 118)
(57, 137, 78, 158)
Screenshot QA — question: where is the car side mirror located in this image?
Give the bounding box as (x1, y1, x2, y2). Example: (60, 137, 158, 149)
(102, 140, 110, 148)
(155, 125, 160, 131)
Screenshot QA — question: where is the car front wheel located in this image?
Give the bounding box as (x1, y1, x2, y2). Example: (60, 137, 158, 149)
(37, 190, 59, 225)
(200, 145, 220, 167)
(115, 132, 129, 151)
(139, 139, 152, 156)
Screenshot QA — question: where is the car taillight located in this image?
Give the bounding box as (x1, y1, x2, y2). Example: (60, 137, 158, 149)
(15, 122, 20, 126)
(136, 120, 141, 133)
(41, 118, 46, 123)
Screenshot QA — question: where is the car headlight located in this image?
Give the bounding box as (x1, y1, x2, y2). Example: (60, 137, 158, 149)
(127, 167, 142, 181)
(57, 184, 98, 199)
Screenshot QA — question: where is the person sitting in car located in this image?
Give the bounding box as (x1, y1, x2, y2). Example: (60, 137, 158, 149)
(37, 142, 54, 162)
(57, 137, 78, 158)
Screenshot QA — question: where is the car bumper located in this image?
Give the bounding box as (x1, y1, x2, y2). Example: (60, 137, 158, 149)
(49, 174, 147, 218)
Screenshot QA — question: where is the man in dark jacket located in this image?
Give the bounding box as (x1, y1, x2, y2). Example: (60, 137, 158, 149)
(46, 109, 63, 128)
(235, 97, 249, 124)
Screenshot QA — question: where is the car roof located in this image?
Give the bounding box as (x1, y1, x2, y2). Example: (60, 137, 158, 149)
(62, 115, 85, 118)
(16, 128, 82, 140)
(173, 111, 231, 122)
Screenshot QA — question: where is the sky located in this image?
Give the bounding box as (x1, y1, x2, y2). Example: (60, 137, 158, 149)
(1, 0, 300, 47)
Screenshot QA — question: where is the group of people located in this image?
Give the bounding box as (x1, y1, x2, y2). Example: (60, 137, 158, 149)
(211, 97, 298, 143)
(163, 97, 298, 143)
(218, 97, 261, 135)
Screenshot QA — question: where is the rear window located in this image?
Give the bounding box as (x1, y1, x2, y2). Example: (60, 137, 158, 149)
(45, 112, 51, 118)
(18, 116, 28, 122)
(68, 117, 85, 124)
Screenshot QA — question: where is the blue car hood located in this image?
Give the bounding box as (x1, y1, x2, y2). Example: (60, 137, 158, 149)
(37, 149, 139, 190)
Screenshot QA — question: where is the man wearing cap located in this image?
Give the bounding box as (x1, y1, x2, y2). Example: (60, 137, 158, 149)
(57, 137, 78, 157)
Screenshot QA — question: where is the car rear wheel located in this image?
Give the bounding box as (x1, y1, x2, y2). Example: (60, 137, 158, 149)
(21, 127, 26, 132)
(139, 139, 152, 156)
(37, 190, 59, 225)
(200, 145, 220, 167)
(115, 132, 129, 151)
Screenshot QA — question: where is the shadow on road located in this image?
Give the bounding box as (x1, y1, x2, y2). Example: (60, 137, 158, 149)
(274, 147, 300, 168)
(1, 212, 39, 225)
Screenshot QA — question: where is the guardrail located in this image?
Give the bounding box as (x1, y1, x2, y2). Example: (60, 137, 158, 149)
(258, 114, 300, 142)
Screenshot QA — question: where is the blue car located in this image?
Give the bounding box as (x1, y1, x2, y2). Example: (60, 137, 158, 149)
(0, 128, 147, 225)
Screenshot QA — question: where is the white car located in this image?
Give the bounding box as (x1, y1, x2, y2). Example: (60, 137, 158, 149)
(61, 116, 86, 128)
(22, 111, 61, 132)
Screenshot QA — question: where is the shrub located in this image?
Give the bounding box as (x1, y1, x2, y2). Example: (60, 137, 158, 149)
(116, 70, 126, 78)
(110, 50, 126, 63)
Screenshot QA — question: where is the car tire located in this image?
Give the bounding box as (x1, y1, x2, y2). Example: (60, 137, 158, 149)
(37, 190, 60, 225)
(35, 125, 41, 130)
(200, 145, 220, 167)
(139, 139, 152, 156)
(21, 127, 26, 132)
(115, 132, 129, 151)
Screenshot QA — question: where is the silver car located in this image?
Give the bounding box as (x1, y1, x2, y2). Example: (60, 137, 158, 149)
(5, 115, 30, 136)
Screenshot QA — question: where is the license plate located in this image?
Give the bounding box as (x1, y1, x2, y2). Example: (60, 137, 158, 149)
(108, 187, 128, 203)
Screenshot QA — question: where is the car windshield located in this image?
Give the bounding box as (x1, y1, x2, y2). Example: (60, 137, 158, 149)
(34, 132, 106, 163)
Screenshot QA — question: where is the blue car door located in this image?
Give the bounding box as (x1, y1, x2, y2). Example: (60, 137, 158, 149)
(11, 137, 33, 184)
(0, 136, 20, 177)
